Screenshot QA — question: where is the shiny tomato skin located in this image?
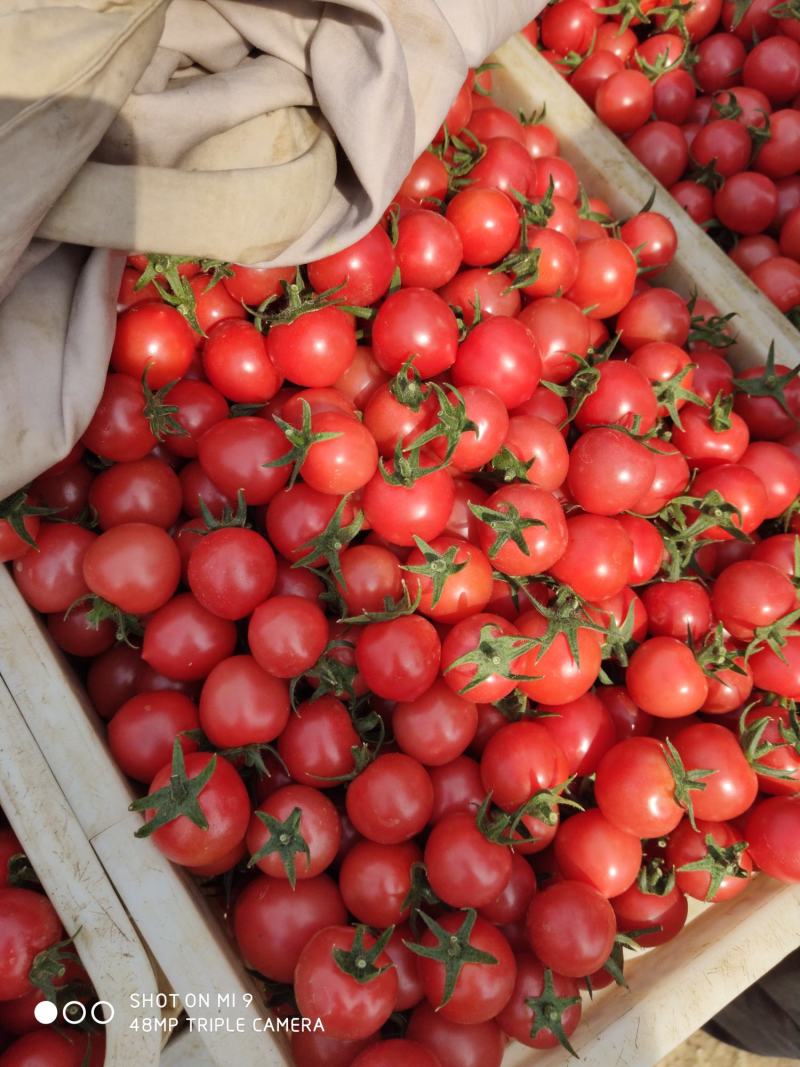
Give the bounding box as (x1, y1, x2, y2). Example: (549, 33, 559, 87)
(626, 637, 708, 718)
(267, 307, 358, 388)
(0, 889, 63, 1001)
(199, 654, 289, 748)
(372, 288, 459, 378)
(111, 302, 196, 387)
(404, 536, 494, 625)
(108, 690, 199, 783)
(689, 464, 768, 539)
(438, 268, 521, 325)
(627, 121, 689, 187)
(355, 616, 441, 702)
(143, 752, 249, 867)
(393, 680, 478, 765)
(452, 317, 542, 409)
(339, 840, 422, 927)
(554, 809, 643, 898)
(538, 692, 617, 776)
(429, 756, 485, 823)
(526, 880, 616, 978)
(516, 606, 603, 706)
(82, 374, 157, 461)
(415, 912, 516, 1024)
(574, 360, 659, 433)
(406, 1001, 505, 1067)
(425, 811, 513, 909)
(202, 320, 281, 404)
(496, 953, 582, 1050)
(345, 754, 434, 845)
(247, 784, 340, 881)
(672, 723, 758, 821)
(188, 527, 276, 620)
(362, 465, 455, 547)
(277, 695, 359, 788)
(474, 484, 567, 577)
(445, 186, 520, 266)
(88, 456, 182, 530)
(595, 737, 684, 838)
(294, 925, 398, 1040)
(234, 873, 345, 985)
(549, 514, 633, 601)
(248, 596, 328, 678)
(595, 70, 654, 135)
(746, 796, 800, 881)
(12, 523, 95, 613)
(612, 876, 688, 945)
(308, 225, 396, 305)
(142, 593, 237, 681)
(567, 427, 656, 515)
(666, 818, 753, 901)
(480, 721, 569, 813)
(198, 416, 291, 505)
(501, 415, 569, 491)
(395, 210, 463, 290)
(640, 580, 714, 642)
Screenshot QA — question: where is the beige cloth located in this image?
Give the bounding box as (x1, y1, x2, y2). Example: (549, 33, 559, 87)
(0, 0, 542, 496)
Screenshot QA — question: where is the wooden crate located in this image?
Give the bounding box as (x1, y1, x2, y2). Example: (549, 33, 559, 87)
(0, 675, 161, 1066)
(0, 31, 799, 1067)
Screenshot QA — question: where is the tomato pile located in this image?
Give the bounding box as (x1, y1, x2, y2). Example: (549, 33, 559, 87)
(2, 60, 800, 1067)
(0, 819, 103, 1067)
(523, 0, 800, 323)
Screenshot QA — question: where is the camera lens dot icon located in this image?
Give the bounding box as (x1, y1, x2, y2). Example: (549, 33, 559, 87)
(33, 1001, 59, 1025)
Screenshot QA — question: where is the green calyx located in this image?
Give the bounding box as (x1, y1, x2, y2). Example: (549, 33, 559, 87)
(655, 364, 707, 430)
(0, 490, 61, 551)
(130, 739, 216, 838)
(29, 934, 81, 1004)
(141, 367, 189, 441)
(293, 494, 364, 588)
(444, 623, 541, 695)
(636, 857, 677, 896)
(333, 924, 395, 984)
(733, 343, 800, 426)
(188, 489, 250, 533)
(405, 908, 497, 1008)
(468, 501, 545, 560)
(65, 594, 143, 646)
(247, 806, 310, 888)
(677, 832, 750, 902)
(663, 737, 716, 831)
(401, 535, 468, 607)
(525, 967, 581, 1057)
(264, 399, 343, 488)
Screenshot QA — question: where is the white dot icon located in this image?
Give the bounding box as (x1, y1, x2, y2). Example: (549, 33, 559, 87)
(34, 1001, 58, 1025)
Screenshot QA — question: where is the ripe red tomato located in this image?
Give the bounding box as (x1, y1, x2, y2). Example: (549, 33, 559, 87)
(496, 953, 582, 1051)
(346, 754, 434, 844)
(142, 592, 237, 681)
(234, 873, 345, 984)
(626, 637, 708, 718)
(198, 654, 289, 748)
(111, 302, 196, 387)
(338, 840, 422, 928)
(277, 695, 359, 787)
(549, 514, 633, 601)
(294, 925, 398, 1040)
(267, 307, 357, 387)
(425, 811, 513, 908)
(672, 722, 758, 820)
(567, 427, 656, 515)
(595, 71, 654, 135)
(554, 809, 642, 897)
(308, 226, 396, 305)
(12, 523, 95, 613)
(746, 797, 800, 882)
(202, 320, 281, 403)
(612, 869, 688, 945)
(595, 737, 685, 837)
(108, 690, 199, 783)
(406, 1001, 505, 1067)
(445, 187, 520, 266)
(666, 818, 753, 901)
(453, 317, 542, 408)
(372, 289, 459, 378)
(526, 880, 616, 978)
(413, 911, 516, 1023)
(355, 615, 441, 701)
(247, 784, 340, 881)
(393, 680, 478, 765)
(0, 889, 63, 1000)
(139, 751, 250, 867)
(198, 416, 291, 505)
(83, 523, 180, 614)
(248, 595, 328, 678)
